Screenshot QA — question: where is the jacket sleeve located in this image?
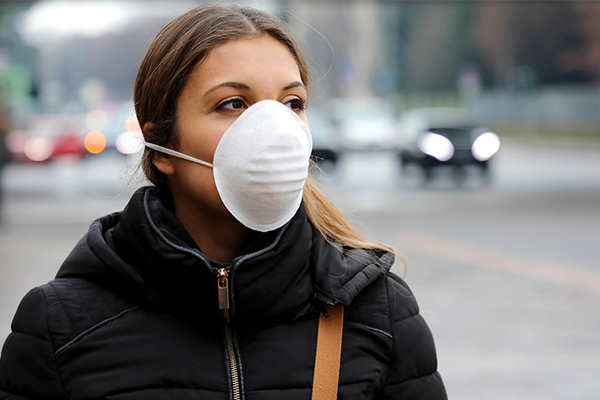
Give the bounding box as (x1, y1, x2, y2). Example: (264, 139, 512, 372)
(0, 287, 65, 400)
(378, 274, 447, 400)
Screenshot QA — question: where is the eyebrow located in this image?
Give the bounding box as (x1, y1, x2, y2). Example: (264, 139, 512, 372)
(205, 81, 307, 96)
(205, 82, 251, 95)
(283, 81, 307, 92)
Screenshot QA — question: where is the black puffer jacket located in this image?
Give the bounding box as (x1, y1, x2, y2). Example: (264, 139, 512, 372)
(0, 187, 446, 400)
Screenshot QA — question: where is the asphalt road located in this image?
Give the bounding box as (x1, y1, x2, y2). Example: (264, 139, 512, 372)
(1, 139, 599, 399)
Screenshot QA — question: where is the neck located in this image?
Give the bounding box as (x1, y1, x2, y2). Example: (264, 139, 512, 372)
(174, 202, 249, 264)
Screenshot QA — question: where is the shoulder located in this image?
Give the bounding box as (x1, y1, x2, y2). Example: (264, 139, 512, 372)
(345, 270, 420, 337)
(20, 278, 140, 353)
(354, 273, 447, 398)
(342, 271, 446, 397)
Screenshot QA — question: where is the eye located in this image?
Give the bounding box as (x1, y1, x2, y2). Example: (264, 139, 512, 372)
(216, 98, 246, 111)
(284, 98, 306, 112)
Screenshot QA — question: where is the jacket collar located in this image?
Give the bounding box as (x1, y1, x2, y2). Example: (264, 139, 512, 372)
(58, 187, 393, 323)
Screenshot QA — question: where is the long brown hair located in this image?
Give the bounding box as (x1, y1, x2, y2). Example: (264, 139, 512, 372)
(135, 4, 395, 257)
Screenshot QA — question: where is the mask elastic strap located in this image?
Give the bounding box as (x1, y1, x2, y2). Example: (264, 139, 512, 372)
(143, 140, 214, 168)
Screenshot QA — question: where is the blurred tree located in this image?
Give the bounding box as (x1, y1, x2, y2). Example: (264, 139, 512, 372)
(292, 1, 384, 99)
(384, 2, 486, 92)
(403, 3, 453, 91)
(380, 0, 596, 92)
(512, 2, 584, 85)
(0, 1, 37, 114)
(0, 61, 30, 109)
(557, 1, 600, 81)
(475, 1, 590, 87)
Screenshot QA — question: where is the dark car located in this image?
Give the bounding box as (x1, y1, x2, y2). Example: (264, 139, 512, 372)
(397, 108, 500, 181)
(306, 107, 340, 167)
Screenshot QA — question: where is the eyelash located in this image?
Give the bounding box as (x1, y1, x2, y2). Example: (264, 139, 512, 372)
(216, 98, 245, 111)
(287, 98, 307, 112)
(216, 97, 307, 113)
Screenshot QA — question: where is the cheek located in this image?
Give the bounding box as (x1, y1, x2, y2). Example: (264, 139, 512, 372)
(200, 133, 222, 164)
(202, 119, 242, 160)
(178, 121, 230, 164)
(171, 159, 225, 209)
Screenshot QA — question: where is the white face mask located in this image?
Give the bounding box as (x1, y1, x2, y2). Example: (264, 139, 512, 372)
(144, 100, 312, 232)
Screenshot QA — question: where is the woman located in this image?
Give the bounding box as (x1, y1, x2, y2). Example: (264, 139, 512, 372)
(0, 4, 446, 400)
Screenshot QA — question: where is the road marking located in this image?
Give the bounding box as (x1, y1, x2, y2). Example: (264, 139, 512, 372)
(440, 351, 600, 370)
(396, 230, 600, 294)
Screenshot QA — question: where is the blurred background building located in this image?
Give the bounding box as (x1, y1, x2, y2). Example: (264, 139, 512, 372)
(0, 0, 598, 157)
(2, 1, 600, 134)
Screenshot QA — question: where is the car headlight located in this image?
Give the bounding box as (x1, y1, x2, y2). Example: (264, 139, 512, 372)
(85, 131, 107, 154)
(24, 137, 53, 162)
(471, 132, 500, 161)
(116, 131, 144, 155)
(418, 132, 454, 162)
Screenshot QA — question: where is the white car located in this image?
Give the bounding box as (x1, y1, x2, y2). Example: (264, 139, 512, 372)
(324, 97, 399, 151)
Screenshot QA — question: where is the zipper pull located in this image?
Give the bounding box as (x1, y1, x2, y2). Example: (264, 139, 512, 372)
(217, 268, 230, 311)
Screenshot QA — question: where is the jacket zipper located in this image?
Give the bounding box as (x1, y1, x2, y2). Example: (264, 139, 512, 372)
(217, 268, 242, 400)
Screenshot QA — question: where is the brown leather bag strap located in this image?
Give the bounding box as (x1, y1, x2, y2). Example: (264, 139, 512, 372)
(312, 304, 344, 400)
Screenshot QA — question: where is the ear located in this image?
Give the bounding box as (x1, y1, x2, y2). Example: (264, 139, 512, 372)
(144, 122, 175, 176)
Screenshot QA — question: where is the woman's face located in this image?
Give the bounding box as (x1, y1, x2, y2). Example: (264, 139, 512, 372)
(155, 35, 309, 223)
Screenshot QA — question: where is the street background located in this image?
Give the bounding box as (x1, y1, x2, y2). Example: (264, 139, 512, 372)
(1, 138, 599, 400)
(1, 1, 600, 399)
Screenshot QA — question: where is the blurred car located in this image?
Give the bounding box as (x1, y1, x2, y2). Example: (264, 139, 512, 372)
(397, 108, 500, 180)
(324, 97, 399, 151)
(306, 106, 340, 166)
(6, 115, 87, 162)
(81, 101, 144, 156)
